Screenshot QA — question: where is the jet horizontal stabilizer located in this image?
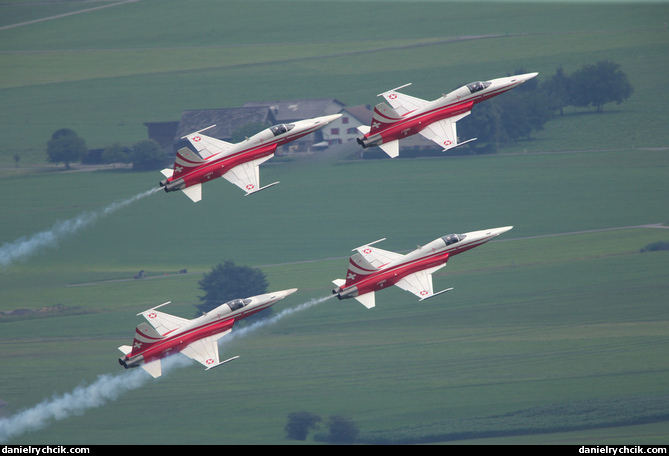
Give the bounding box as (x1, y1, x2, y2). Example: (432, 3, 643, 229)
(355, 292, 375, 309)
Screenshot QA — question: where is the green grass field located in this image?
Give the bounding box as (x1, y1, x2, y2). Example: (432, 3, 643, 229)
(1, 0, 668, 446)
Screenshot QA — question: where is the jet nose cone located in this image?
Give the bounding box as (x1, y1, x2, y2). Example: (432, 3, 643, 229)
(491, 226, 514, 236)
(314, 114, 342, 125)
(273, 288, 299, 300)
(521, 72, 539, 82)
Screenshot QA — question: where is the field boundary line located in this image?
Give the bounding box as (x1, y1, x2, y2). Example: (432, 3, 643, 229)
(0, 0, 139, 32)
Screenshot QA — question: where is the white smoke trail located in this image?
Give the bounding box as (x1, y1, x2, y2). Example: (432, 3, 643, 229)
(0, 187, 159, 268)
(221, 295, 334, 344)
(0, 295, 331, 443)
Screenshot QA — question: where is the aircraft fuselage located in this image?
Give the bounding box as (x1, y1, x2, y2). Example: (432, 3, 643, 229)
(161, 114, 341, 193)
(359, 73, 537, 148)
(334, 227, 513, 300)
(119, 289, 296, 369)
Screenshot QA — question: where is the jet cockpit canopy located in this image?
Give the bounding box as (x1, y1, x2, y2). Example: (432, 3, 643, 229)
(466, 81, 491, 94)
(443, 234, 466, 246)
(270, 124, 295, 136)
(225, 298, 252, 312)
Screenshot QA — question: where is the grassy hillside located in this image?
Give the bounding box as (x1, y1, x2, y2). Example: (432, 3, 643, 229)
(1, 0, 668, 446)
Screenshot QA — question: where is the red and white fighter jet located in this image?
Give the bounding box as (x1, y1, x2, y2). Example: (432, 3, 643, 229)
(160, 114, 341, 202)
(118, 288, 298, 378)
(332, 227, 512, 308)
(357, 73, 537, 157)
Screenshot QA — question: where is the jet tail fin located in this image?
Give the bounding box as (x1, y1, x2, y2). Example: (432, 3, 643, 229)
(171, 146, 205, 180)
(130, 323, 163, 357)
(369, 102, 402, 135)
(344, 252, 378, 288)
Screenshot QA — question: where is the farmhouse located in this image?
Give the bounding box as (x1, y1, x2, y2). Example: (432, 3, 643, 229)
(144, 98, 439, 159)
(242, 98, 345, 151)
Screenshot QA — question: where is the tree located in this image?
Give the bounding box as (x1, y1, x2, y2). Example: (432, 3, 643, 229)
(46, 128, 87, 169)
(197, 261, 269, 314)
(458, 70, 552, 152)
(541, 65, 570, 115)
(101, 142, 129, 167)
(128, 139, 169, 170)
(285, 412, 322, 441)
(322, 415, 359, 444)
(567, 60, 633, 112)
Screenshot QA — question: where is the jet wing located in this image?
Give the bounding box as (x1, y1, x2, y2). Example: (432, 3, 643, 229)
(378, 84, 428, 116)
(138, 302, 189, 337)
(418, 107, 473, 151)
(394, 264, 452, 301)
(181, 331, 229, 369)
(222, 145, 279, 195)
(184, 128, 234, 160)
(353, 239, 404, 269)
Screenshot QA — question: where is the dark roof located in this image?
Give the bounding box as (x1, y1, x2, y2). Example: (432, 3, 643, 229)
(174, 107, 276, 140)
(242, 98, 345, 122)
(342, 105, 372, 124)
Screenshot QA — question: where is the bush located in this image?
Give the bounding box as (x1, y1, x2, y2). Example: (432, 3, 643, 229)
(285, 412, 322, 441)
(640, 241, 669, 253)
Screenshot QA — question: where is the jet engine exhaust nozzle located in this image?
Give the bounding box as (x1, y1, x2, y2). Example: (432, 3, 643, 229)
(163, 178, 185, 193)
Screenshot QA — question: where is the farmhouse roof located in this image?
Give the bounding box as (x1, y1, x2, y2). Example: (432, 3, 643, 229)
(242, 98, 346, 123)
(342, 105, 372, 125)
(174, 107, 276, 140)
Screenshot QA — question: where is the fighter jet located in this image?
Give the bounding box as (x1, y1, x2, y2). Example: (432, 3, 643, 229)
(357, 73, 538, 157)
(160, 114, 341, 202)
(118, 288, 298, 378)
(332, 227, 512, 308)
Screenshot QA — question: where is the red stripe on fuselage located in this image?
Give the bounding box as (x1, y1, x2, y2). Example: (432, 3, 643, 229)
(366, 83, 519, 141)
(173, 143, 276, 188)
(343, 235, 497, 295)
(351, 251, 450, 295)
(374, 101, 473, 142)
(134, 317, 235, 364)
(167, 123, 324, 186)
